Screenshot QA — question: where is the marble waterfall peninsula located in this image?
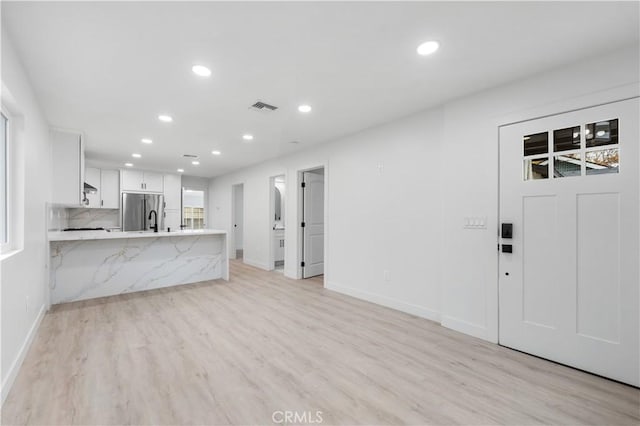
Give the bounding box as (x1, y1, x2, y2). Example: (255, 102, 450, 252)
(48, 230, 228, 304)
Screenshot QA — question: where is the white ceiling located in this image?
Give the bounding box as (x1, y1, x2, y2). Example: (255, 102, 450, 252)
(2, 2, 638, 178)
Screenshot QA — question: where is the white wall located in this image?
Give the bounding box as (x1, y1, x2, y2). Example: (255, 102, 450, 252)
(210, 45, 639, 343)
(210, 106, 446, 318)
(0, 30, 51, 403)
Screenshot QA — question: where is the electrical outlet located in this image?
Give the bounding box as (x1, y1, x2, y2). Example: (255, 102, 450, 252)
(377, 163, 384, 174)
(383, 270, 390, 282)
(25, 296, 29, 313)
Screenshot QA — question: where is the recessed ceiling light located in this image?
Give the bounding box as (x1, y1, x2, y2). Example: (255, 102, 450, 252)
(192, 65, 212, 77)
(211, 150, 221, 155)
(596, 130, 606, 137)
(417, 40, 439, 56)
(192, 160, 200, 165)
(242, 134, 254, 141)
(141, 138, 153, 144)
(177, 168, 184, 173)
(125, 163, 133, 167)
(132, 153, 142, 158)
(158, 114, 173, 123)
(298, 104, 312, 113)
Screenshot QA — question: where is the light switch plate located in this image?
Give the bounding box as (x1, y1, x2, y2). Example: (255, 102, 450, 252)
(464, 216, 487, 229)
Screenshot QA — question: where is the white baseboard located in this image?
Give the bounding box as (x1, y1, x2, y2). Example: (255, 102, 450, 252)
(326, 281, 441, 323)
(242, 258, 271, 271)
(441, 315, 488, 341)
(1, 304, 46, 406)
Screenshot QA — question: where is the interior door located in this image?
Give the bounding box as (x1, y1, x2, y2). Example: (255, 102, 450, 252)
(302, 171, 324, 278)
(233, 185, 244, 254)
(499, 98, 639, 386)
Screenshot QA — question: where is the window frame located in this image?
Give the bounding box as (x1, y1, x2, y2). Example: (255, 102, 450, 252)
(182, 188, 206, 230)
(1, 107, 11, 254)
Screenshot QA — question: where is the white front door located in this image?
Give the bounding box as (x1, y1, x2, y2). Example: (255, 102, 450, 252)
(302, 170, 324, 278)
(499, 98, 639, 386)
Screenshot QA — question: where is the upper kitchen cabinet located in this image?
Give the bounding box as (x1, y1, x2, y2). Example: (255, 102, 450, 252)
(101, 169, 120, 208)
(121, 169, 163, 193)
(85, 168, 119, 208)
(51, 129, 84, 205)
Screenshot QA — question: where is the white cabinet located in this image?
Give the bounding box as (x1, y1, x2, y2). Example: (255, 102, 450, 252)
(163, 174, 182, 209)
(274, 229, 285, 262)
(51, 129, 84, 205)
(144, 172, 164, 193)
(121, 169, 143, 191)
(84, 167, 101, 208)
(84, 168, 120, 209)
(101, 170, 120, 208)
(163, 173, 183, 231)
(164, 209, 182, 232)
(121, 169, 164, 193)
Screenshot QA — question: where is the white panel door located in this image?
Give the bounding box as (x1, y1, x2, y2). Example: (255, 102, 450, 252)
(234, 185, 244, 251)
(100, 169, 120, 208)
(143, 171, 164, 193)
(303, 171, 324, 278)
(499, 98, 639, 386)
(84, 167, 101, 208)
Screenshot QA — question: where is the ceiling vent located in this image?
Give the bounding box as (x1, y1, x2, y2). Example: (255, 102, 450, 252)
(249, 101, 278, 112)
(183, 154, 199, 158)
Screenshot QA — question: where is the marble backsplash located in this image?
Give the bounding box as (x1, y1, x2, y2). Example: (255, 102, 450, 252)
(48, 205, 120, 230)
(68, 208, 120, 229)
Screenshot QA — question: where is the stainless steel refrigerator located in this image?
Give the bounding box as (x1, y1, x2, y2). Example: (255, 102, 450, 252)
(122, 192, 165, 232)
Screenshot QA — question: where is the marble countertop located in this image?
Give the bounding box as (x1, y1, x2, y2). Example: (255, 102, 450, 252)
(48, 229, 227, 242)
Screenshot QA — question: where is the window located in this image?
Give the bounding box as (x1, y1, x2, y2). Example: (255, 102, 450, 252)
(182, 189, 205, 229)
(523, 132, 549, 180)
(1, 112, 8, 250)
(524, 118, 620, 180)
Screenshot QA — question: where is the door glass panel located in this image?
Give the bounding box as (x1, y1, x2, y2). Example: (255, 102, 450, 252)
(524, 158, 549, 180)
(554, 126, 580, 152)
(586, 148, 619, 175)
(586, 119, 618, 148)
(554, 153, 581, 178)
(524, 132, 548, 156)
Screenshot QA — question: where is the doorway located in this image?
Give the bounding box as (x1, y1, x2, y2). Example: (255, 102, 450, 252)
(231, 183, 244, 260)
(498, 98, 639, 386)
(269, 175, 286, 272)
(299, 167, 324, 279)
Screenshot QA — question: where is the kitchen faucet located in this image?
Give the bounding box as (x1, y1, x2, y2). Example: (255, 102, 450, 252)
(148, 210, 159, 233)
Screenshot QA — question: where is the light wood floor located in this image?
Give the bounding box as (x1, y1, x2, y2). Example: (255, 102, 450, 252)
(2, 260, 639, 425)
